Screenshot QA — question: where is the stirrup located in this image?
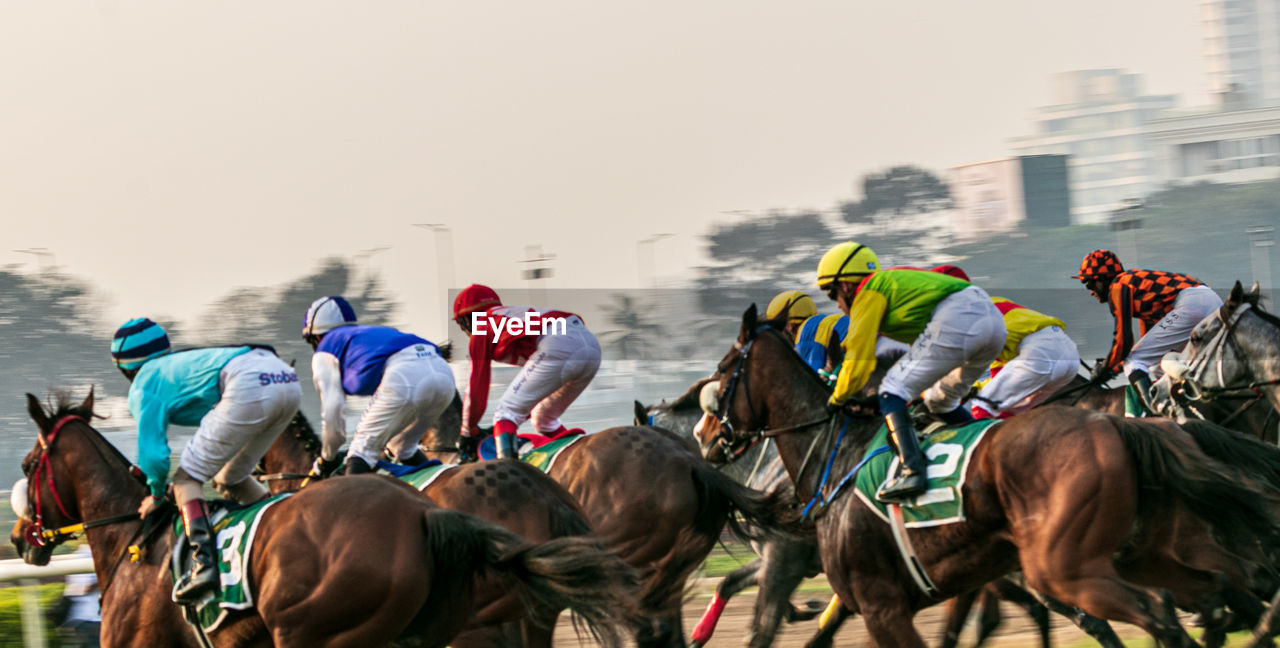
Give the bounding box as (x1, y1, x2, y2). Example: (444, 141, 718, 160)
(173, 567, 219, 604)
(876, 471, 927, 503)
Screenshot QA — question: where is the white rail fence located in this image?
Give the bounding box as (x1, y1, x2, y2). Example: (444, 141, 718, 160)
(0, 555, 94, 648)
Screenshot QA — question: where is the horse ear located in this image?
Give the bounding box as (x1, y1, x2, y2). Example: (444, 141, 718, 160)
(633, 400, 648, 425)
(26, 393, 48, 431)
(739, 304, 758, 343)
(1248, 281, 1262, 305)
(1228, 281, 1245, 308)
(826, 333, 845, 370)
(80, 386, 95, 415)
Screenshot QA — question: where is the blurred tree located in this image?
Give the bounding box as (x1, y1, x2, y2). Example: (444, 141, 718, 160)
(599, 294, 664, 360)
(695, 210, 833, 318)
(841, 165, 952, 222)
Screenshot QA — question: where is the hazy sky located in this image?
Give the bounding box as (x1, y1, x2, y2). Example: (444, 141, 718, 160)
(0, 1, 1206, 340)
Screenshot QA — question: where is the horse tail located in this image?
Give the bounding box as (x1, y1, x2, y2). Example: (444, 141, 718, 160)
(689, 459, 804, 542)
(422, 508, 637, 647)
(1176, 418, 1280, 491)
(1111, 417, 1280, 552)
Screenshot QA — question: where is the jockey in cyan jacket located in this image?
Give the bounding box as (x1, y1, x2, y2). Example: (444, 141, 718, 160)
(303, 296, 456, 475)
(452, 284, 602, 461)
(929, 265, 1079, 419)
(818, 242, 1006, 502)
(112, 318, 301, 604)
(1073, 249, 1223, 412)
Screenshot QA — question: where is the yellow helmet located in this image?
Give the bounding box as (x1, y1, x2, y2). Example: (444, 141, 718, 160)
(816, 241, 880, 289)
(765, 290, 818, 322)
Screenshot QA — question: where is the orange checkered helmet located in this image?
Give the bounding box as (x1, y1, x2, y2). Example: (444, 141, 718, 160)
(1072, 249, 1124, 280)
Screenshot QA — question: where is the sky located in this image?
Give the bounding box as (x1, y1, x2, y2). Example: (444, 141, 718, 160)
(0, 1, 1207, 341)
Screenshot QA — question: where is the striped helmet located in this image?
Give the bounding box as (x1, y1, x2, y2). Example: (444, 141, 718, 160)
(111, 318, 171, 370)
(1072, 249, 1124, 280)
(303, 296, 358, 338)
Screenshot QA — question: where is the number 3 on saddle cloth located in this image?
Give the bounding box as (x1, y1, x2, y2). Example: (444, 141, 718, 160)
(853, 420, 1000, 527)
(476, 429, 586, 467)
(170, 494, 292, 632)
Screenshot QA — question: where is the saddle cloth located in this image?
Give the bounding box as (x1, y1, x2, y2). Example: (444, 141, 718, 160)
(171, 493, 291, 632)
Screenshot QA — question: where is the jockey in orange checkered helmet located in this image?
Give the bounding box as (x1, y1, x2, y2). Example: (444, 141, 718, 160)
(1073, 249, 1222, 413)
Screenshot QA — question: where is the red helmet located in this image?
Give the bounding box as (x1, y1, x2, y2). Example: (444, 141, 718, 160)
(930, 265, 970, 282)
(1072, 250, 1124, 280)
(453, 284, 502, 319)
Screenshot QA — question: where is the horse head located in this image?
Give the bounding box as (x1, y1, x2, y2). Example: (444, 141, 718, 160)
(634, 376, 715, 437)
(693, 304, 794, 463)
(1163, 281, 1275, 404)
(11, 390, 101, 565)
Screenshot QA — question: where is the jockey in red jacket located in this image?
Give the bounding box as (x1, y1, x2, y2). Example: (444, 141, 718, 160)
(452, 284, 602, 460)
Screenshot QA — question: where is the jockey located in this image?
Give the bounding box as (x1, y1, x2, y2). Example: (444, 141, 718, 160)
(929, 265, 1079, 419)
(112, 317, 301, 604)
(765, 290, 818, 338)
(303, 296, 456, 475)
(793, 314, 909, 383)
(1073, 249, 1223, 411)
(819, 242, 1006, 502)
(452, 285, 602, 461)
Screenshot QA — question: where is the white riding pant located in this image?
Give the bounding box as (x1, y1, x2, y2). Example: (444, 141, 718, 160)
(976, 326, 1080, 416)
(1125, 285, 1224, 378)
(180, 350, 302, 494)
(494, 316, 602, 432)
(881, 286, 1007, 413)
(349, 345, 457, 465)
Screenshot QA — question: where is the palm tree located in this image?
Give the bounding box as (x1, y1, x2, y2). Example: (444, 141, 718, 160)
(599, 294, 664, 360)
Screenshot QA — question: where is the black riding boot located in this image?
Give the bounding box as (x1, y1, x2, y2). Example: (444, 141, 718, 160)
(400, 449, 429, 467)
(1129, 370, 1157, 416)
(876, 410, 928, 503)
(174, 499, 220, 604)
(345, 455, 374, 475)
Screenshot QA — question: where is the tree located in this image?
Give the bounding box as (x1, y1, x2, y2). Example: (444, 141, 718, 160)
(841, 165, 952, 223)
(696, 210, 834, 318)
(599, 294, 664, 360)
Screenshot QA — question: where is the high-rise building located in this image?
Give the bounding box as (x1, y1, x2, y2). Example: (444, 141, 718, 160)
(1008, 70, 1177, 224)
(1202, 0, 1280, 108)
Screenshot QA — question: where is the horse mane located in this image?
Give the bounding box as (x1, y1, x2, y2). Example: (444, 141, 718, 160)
(288, 410, 323, 453)
(44, 391, 98, 422)
(752, 325, 833, 395)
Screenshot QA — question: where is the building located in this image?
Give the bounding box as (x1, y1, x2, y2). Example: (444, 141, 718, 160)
(1148, 104, 1280, 184)
(948, 155, 1070, 241)
(1008, 70, 1178, 224)
(1202, 0, 1280, 108)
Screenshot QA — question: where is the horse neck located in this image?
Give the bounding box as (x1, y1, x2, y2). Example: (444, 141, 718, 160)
(266, 423, 317, 475)
(752, 338, 870, 503)
(60, 427, 147, 588)
(1239, 313, 1280, 410)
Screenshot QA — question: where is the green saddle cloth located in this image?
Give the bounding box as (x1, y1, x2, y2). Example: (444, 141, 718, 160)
(1124, 384, 1150, 418)
(520, 435, 584, 472)
(171, 493, 291, 632)
(853, 419, 999, 528)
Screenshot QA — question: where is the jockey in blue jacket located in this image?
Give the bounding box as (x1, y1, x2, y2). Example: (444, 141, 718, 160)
(303, 296, 457, 475)
(113, 318, 301, 604)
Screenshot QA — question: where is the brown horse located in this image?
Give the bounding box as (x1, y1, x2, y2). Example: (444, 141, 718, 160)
(692, 305, 1280, 648)
(10, 391, 633, 648)
(257, 411, 634, 648)
(421, 396, 799, 648)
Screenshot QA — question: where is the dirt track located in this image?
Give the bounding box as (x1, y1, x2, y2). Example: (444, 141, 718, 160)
(551, 580, 1170, 647)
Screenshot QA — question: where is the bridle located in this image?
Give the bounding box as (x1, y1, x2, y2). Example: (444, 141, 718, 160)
(1173, 302, 1280, 402)
(21, 415, 141, 549)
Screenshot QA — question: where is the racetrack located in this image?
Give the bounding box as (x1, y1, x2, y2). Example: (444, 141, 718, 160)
(551, 578, 1229, 647)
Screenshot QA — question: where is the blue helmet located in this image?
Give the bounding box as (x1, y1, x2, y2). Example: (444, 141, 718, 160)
(111, 318, 171, 370)
(303, 296, 357, 338)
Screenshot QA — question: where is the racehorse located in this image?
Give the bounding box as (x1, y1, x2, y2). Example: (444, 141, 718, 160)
(693, 304, 1280, 648)
(1160, 281, 1280, 646)
(10, 391, 633, 648)
(257, 411, 635, 648)
(421, 396, 799, 648)
(641, 377, 1061, 648)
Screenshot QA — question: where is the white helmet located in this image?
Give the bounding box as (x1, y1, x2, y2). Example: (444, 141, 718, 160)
(303, 296, 357, 338)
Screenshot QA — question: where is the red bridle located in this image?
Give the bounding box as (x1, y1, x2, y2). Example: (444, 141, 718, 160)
(26, 415, 85, 546)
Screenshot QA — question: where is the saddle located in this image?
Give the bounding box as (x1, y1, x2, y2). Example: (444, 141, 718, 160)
(476, 428, 585, 461)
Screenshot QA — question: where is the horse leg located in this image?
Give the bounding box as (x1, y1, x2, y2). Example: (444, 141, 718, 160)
(974, 585, 1004, 647)
(520, 618, 555, 648)
(802, 602, 854, 648)
(690, 558, 759, 647)
(989, 578, 1050, 648)
(1026, 561, 1194, 648)
(1248, 588, 1280, 648)
(938, 590, 978, 648)
(747, 540, 817, 648)
(1036, 593, 1124, 648)
(860, 600, 928, 648)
